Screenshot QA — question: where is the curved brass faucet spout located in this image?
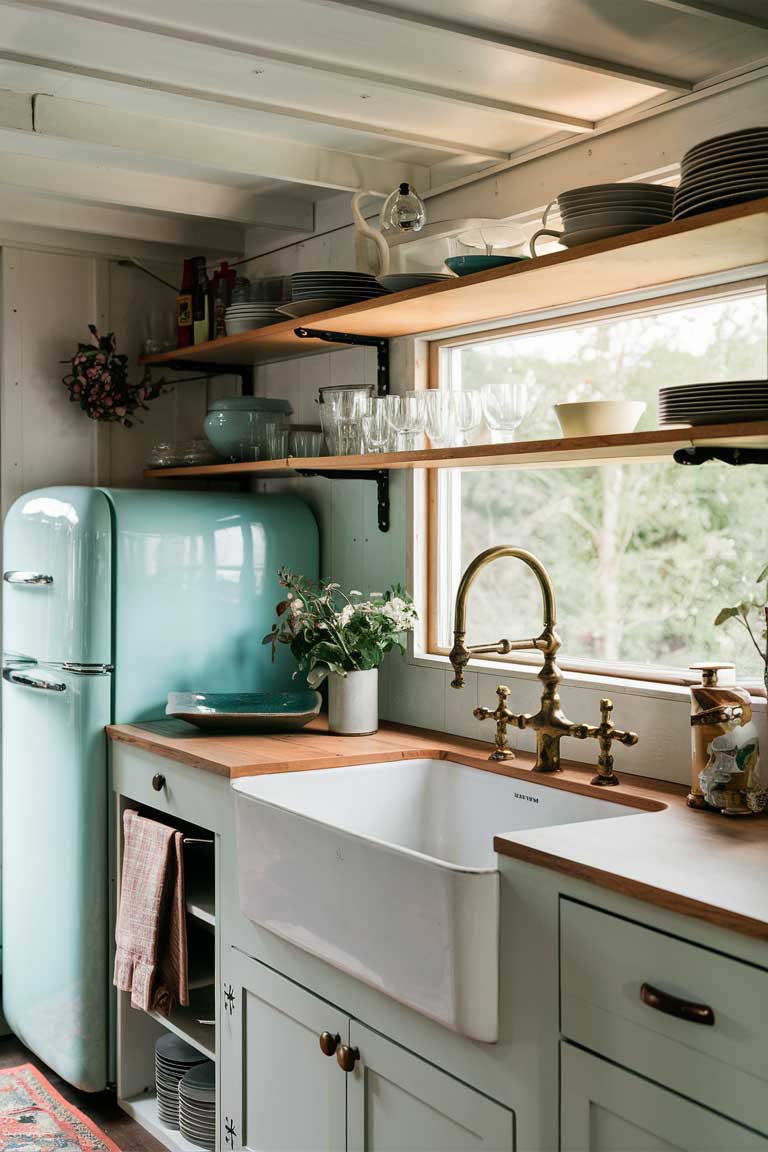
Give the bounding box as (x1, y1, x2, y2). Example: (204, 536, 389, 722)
(449, 545, 577, 773)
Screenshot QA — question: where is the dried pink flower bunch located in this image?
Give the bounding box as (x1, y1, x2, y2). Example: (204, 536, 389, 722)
(62, 325, 165, 427)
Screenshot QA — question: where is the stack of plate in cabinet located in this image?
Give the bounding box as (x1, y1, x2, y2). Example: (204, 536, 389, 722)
(658, 380, 768, 426)
(673, 128, 768, 221)
(555, 183, 674, 247)
(179, 1060, 216, 1150)
(278, 270, 389, 318)
(154, 1034, 206, 1130)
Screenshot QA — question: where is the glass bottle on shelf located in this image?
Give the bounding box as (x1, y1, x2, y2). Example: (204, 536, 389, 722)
(191, 257, 210, 345)
(176, 258, 194, 349)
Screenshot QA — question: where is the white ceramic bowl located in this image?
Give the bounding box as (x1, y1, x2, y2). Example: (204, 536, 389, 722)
(554, 400, 646, 437)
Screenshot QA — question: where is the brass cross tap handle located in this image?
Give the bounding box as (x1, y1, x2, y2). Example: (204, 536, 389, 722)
(586, 697, 639, 786)
(474, 684, 517, 761)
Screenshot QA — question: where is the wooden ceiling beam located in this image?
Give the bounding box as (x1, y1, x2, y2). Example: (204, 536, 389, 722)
(0, 0, 595, 134)
(639, 0, 768, 32)
(306, 0, 694, 92)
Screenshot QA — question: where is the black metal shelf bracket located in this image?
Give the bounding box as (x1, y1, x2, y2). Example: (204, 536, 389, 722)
(674, 446, 768, 467)
(160, 361, 255, 396)
(296, 468, 390, 533)
(293, 328, 390, 396)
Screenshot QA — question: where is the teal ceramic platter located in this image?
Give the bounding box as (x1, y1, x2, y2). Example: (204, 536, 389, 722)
(166, 690, 321, 732)
(445, 255, 528, 277)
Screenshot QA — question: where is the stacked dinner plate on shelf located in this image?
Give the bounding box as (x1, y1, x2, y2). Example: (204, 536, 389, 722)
(278, 270, 389, 318)
(179, 1060, 216, 1150)
(154, 1034, 206, 1130)
(555, 183, 675, 247)
(659, 380, 768, 426)
(224, 301, 285, 335)
(674, 127, 768, 221)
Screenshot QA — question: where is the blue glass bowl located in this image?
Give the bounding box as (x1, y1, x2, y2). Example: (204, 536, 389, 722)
(166, 690, 321, 733)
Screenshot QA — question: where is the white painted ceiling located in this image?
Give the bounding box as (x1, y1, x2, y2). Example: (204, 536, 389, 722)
(0, 0, 766, 248)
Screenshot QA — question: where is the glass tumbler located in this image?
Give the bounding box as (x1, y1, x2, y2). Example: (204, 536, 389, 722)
(263, 420, 289, 460)
(361, 397, 391, 453)
(289, 430, 324, 457)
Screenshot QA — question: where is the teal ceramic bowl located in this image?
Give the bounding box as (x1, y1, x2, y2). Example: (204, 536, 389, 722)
(445, 255, 528, 277)
(166, 690, 322, 733)
(204, 397, 293, 461)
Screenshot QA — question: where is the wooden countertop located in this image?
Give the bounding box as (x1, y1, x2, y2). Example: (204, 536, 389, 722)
(108, 718, 768, 941)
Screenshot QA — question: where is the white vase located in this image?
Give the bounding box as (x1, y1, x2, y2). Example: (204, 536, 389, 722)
(328, 668, 379, 735)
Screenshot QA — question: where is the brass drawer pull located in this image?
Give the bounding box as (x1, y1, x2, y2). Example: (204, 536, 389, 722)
(319, 1031, 340, 1057)
(336, 1044, 360, 1072)
(152, 774, 166, 792)
(640, 982, 715, 1026)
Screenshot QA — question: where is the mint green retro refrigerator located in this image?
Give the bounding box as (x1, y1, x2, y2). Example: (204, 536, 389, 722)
(2, 487, 317, 1091)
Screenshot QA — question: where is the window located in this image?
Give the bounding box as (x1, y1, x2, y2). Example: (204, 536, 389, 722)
(429, 285, 768, 683)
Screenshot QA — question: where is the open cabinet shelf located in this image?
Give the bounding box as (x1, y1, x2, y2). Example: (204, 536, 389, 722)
(121, 1093, 212, 1152)
(138, 197, 768, 369)
(147, 991, 216, 1061)
(144, 421, 768, 479)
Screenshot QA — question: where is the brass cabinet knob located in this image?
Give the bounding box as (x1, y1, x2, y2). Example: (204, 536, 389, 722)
(336, 1044, 360, 1072)
(318, 1031, 340, 1057)
(151, 773, 166, 792)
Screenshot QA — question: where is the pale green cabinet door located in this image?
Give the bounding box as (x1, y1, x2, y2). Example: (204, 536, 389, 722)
(347, 1021, 514, 1152)
(561, 1044, 768, 1152)
(222, 949, 347, 1152)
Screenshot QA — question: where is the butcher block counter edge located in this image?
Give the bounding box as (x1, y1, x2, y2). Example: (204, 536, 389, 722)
(107, 717, 768, 941)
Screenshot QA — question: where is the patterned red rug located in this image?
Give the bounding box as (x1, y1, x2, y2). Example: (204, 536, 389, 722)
(0, 1063, 121, 1151)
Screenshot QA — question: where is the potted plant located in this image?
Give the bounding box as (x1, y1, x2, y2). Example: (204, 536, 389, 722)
(264, 568, 417, 735)
(715, 562, 768, 695)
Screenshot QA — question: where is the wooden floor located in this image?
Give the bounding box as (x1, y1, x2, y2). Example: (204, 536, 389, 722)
(0, 1033, 163, 1151)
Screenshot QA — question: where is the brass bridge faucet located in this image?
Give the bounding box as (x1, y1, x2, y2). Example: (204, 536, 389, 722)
(449, 545, 638, 780)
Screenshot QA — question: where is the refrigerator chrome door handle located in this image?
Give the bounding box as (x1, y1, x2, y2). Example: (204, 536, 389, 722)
(3, 571, 54, 585)
(60, 662, 113, 676)
(3, 668, 67, 692)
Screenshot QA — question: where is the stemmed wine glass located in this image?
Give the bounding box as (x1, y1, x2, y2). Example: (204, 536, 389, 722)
(482, 375, 528, 443)
(361, 396, 391, 453)
(452, 390, 483, 446)
(423, 390, 454, 448)
(385, 392, 427, 451)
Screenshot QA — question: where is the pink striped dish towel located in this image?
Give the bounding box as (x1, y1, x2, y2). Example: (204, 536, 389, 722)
(114, 809, 189, 1016)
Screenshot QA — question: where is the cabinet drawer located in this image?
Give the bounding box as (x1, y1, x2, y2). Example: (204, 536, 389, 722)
(111, 742, 230, 833)
(560, 899, 768, 1135)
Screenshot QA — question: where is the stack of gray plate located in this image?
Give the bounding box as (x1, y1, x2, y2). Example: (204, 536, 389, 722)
(556, 183, 674, 247)
(155, 1034, 206, 1130)
(673, 128, 768, 221)
(224, 302, 284, 334)
(179, 1060, 216, 1150)
(659, 380, 768, 426)
(278, 270, 389, 318)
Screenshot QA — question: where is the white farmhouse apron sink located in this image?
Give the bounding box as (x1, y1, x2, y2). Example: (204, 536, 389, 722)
(232, 758, 643, 1041)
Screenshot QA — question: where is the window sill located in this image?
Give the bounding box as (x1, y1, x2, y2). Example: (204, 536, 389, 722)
(407, 648, 767, 710)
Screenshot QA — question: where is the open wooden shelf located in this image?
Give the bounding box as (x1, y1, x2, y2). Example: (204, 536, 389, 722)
(144, 421, 768, 479)
(148, 987, 216, 1061)
(139, 197, 768, 369)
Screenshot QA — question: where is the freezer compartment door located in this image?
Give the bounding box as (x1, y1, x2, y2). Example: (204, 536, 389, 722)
(1, 665, 110, 1092)
(3, 487, 112, 664)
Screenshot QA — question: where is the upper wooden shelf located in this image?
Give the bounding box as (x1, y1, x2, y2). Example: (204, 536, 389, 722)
(139, 197, 768, 369)
(144, 421, 768, 478)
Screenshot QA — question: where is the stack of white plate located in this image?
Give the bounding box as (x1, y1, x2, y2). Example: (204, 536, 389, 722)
(278, 270, 389, 318)
(673, 128, 768, 221)
(659, 380, 768, 426)
(556, 183, 675, 247)
(224, 303, 284, 335)
(179, 1061, 216, 1150)
(155, 1034, 206, 1130)
(377, 273, 453, 291)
